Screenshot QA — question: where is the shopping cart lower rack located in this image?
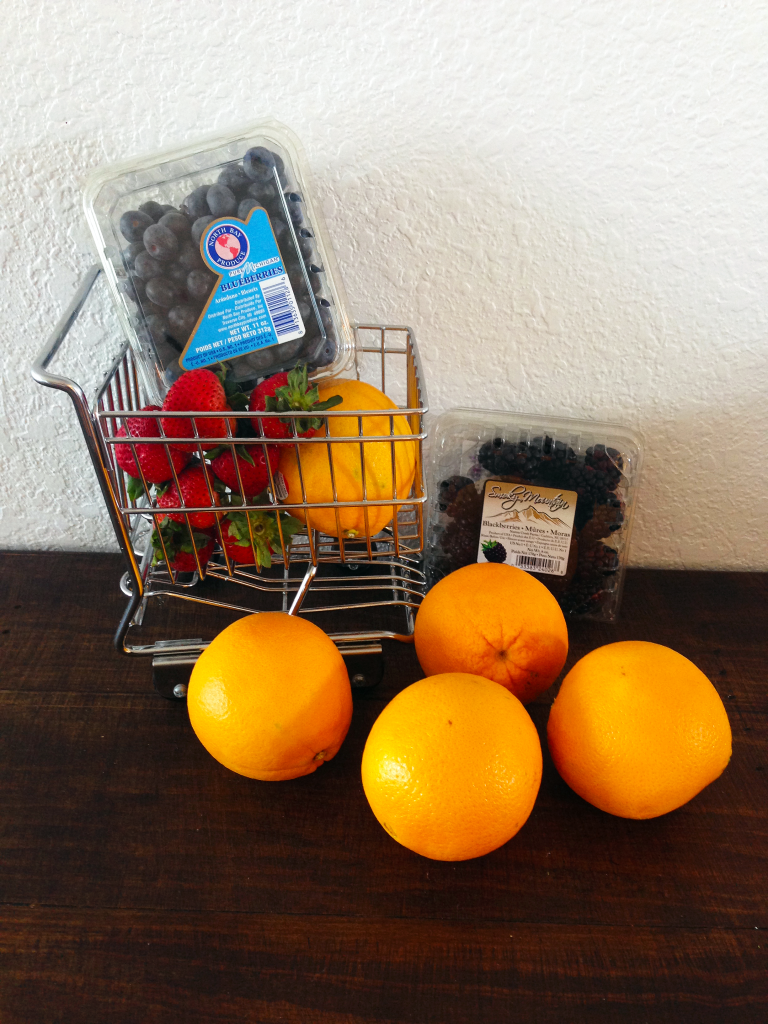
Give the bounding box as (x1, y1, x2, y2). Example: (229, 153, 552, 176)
(32, 267, 429, 696)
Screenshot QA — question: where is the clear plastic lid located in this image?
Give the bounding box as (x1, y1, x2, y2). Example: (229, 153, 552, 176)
(425, 408, 643, 621)
(84, 119, 355, 404)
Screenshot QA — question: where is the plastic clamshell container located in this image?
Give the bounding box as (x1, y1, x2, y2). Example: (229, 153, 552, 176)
(84, 119, 355, 404)
(424, 408, 643, 621)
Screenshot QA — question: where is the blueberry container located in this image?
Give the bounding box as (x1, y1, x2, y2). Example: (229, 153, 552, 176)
(84, 120, 355, 403)
(424, 409, 643, 621)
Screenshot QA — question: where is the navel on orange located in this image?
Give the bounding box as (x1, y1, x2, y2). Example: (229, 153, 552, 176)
(361, 672, 543, 861)
(187, 613, 352, 780)
(414, 563, 568, 703)
(547, 641, 732, 818)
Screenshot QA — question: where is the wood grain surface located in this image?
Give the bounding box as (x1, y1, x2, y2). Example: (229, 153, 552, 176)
(0, 553, 766, 1023)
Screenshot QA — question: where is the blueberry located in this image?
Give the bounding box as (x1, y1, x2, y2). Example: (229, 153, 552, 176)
(191, 216, 215, 246)
(167, 304, 199, 342)
(133, 250, 165, 280)
(243, 146, 277, 182)
(248, 180, 278, 203)
(143, 223, 179, 262)
(140, 299, 167, 318)
(158, 211, 191, 239)
(165, 262, 190, 288)
(177, 242, 205, 271)
(217, 164, 250, 196)
(119, 210, 153, 242)
(187, 268, 217, 303)
(144, 313, 171, 346)
(181, 185, 211, 219)
(145, 276, 183, 308)
(159, 204, 176, 215)
(238, 198, 258, 221)
(297, 228, 314, 259)
(122, 241, 145, 268)
(206, 183, 238, 217)
(284, 193, 304, 227)
(119, 274, 146, 304)
(139, 200, 166, 222)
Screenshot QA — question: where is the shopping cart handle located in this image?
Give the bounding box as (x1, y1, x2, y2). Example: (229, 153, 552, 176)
(30, 265, 101, 394)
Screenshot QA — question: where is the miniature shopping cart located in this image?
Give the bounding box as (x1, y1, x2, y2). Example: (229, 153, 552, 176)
(32, 267, 429, 697)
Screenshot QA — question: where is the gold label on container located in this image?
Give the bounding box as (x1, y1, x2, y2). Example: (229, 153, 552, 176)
(477, 480, 578, 576)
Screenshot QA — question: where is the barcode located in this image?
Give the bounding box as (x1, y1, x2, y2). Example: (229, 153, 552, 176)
(261, 277, 303, 339)
(516, 554, 561, 572)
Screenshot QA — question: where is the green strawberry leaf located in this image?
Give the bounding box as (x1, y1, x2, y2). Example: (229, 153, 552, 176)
(227, 391, 250, 411)
(126, 476, 146, 502)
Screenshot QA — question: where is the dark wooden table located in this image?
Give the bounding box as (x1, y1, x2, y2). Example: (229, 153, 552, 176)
(0, 553, 765, 1023)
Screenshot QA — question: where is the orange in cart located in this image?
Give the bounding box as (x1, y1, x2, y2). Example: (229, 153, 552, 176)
(547, 641, 732, 818)
(187, 613, 352, 780)
(414, 563, 568, 703)
(361, 673, 542, 861)
(278, 379, 417, 538)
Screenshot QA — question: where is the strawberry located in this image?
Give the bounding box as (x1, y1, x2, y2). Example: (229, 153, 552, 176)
(150, 517, 215, 573)
(160, 369, 234, 452)
(156, 464, 221, 529)
(208, 443, 279, 496)
(113, 406, 191, 491)
(221, 503, 303, 569)
(248, 363, 342, 440)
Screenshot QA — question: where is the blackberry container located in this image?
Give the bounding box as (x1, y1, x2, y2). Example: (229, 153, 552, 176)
(84, 120, 355, 404)
(424, 409, 643, 621)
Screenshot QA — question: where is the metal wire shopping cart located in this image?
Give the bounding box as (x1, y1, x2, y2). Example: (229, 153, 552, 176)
(32, 267, 429, 696)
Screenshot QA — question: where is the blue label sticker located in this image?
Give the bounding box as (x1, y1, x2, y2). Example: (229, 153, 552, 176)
(179, 208, 305, 371)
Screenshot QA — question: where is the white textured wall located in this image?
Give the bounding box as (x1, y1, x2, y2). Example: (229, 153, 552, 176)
(1, 0, 766, 566)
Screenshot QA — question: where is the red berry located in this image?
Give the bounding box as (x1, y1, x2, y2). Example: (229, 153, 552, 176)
(113, 406, 191, 483)
(210, 444, 279, 496)
(161, 369, 234, 452)
(221, 533, 261, 566)
(171, 534, 215, 573)
(157, 465, 221, 529)
(247, 365, 342, 440)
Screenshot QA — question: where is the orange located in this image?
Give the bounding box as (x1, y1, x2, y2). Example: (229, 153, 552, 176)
(361, 673, 542, 861)
(547, 641, 732, 818)
(187, 612, 352, 780)
(414, 563, 568, 703)
(278, 379, 417, 538)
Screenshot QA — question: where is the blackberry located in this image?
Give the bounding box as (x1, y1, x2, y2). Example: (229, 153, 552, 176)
(579, 497, 624, 547)
(578, 540, 619, 577)
(586, 444, 623, 490)
(440, 518, 480, 566)
(477, 437, 544, 479)
(445, 482, 482, 524)
(481, 540, 507, 563)
(437, 475, 474, 511)
(559, 577, 610, 617)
